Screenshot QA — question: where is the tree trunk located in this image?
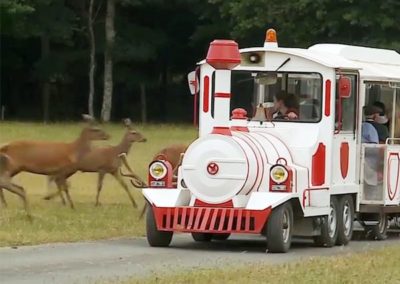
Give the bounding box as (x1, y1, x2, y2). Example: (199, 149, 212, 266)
(88, 0, 96, 117)
(101, 0, 115, 122)
(140, 83, 147, 124)
(41, 34, 50, 123)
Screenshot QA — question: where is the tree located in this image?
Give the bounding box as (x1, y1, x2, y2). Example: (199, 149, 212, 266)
(87, 0, 96, 117)
(211, 0, 400, 50)
(1, 0, 77, 122)
(101, 0, 115, 122)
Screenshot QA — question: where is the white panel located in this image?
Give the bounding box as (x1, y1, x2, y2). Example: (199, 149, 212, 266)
(232, 195, 249, 207)
(142, 189, 191, 207)
(309, 189, 329, 207)
(385, 149, 400, 205)
(246, 192, 293, 210)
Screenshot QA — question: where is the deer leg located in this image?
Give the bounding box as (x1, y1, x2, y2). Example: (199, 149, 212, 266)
(95, 173, 105, 207)
(61, 179, 74, 210)
(0, 188, 7, 208)
(113, 172, 138, 208)
(0, 178, 31, 219)
(46, 176, 66, 205)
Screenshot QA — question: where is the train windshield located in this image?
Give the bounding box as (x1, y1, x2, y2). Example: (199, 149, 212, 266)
(230, 71, 323, 122)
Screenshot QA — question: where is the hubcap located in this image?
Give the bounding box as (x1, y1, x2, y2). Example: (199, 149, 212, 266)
(342, 201, 352, 236)
(282, 209, 291, 243)
(328, 203, 337, 238)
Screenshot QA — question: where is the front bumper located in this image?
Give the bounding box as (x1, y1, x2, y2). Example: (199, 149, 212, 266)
(151, 205, 271, 234)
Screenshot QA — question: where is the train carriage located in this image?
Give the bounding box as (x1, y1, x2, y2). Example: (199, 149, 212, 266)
(142, 29, 400, 252)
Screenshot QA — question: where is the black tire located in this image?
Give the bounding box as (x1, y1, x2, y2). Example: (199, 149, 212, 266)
(336, 195, 354, 246)
(212, 233, 230, 241)
(266, 202, 293, 253)
(369, 213, 388, 240)
(191, 232, 213, 242)
(146, 206, 173, 247)
(394, 217, 400, 229)
(314, 196, 339, 247)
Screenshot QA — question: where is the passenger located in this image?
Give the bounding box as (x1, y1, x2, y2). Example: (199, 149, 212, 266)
(373, 101, 389, 126)
(362, 106, 382, 200)
(273, 92, 299, 120)
(362, 106, 379, 144)
(364, 105, 389, 143)
(272, 91, 286, 119)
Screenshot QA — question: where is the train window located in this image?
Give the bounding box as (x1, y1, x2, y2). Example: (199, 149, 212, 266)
(335, 74, 357, 132)
(365, 83, 400, 139)
(230, 71, 322, 122)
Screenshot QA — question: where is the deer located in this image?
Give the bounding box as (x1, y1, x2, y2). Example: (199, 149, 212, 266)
(0, 115, 109, 216)
(46, 119, 147, 207)
(120, 143, 188, 218)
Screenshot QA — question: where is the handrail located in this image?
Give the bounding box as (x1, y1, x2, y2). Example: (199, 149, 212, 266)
(386, 138, 400, 145)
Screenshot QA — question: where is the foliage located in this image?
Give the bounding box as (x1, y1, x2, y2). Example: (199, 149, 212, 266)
(213, 0, 400, 50)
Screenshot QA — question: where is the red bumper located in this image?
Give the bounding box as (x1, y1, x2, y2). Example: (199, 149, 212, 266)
(152, 206, 271, 234)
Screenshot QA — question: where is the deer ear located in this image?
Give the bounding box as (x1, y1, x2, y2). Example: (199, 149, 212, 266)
(123, 118, 132, 127)
(82, 114, 96, 125)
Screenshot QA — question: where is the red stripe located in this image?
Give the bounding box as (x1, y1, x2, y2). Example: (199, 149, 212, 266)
(325, 80, 331, 117)
(211, 126, 232, 136)
(215, 92, 231, 98)
(312, 143, 326, 186)
(203, 76, 210, 113)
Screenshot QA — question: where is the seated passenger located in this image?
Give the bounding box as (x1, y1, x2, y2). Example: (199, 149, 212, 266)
(273, 92, 299, 120)
(362, 106, 383, 199)
(362, 107, 379, 144)
(364, 105, 389, 143)
(373, 101, 389, 126)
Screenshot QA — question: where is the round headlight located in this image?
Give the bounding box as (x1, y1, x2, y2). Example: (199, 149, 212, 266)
(270, 165, 288, 184)
(149, 162, 167, 179)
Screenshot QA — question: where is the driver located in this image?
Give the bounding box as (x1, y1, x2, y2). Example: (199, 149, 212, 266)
(273, 91, 299, 120)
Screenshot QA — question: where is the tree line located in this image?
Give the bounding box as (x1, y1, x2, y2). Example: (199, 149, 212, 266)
(1, 0, 398, 122)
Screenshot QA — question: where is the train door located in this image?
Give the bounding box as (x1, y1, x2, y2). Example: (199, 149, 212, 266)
(361, 82, 400, 205)
(332, 73, 359, 193)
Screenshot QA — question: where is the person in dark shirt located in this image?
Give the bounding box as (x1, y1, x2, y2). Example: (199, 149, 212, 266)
(273, 91, 299, 120)
(364, 105, 389, 143)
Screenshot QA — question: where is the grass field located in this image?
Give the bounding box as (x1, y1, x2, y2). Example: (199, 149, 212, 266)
(0, 122, 197, 246)
(123, 245, 400, 284)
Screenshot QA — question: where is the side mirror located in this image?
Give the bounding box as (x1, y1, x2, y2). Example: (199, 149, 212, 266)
(187, 71, 199, 95)
(339, 76, 351, 98)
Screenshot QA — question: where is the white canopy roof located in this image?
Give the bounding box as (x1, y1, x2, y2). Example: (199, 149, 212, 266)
(201, 43, 400, 82)
(309, 44, 400, 82)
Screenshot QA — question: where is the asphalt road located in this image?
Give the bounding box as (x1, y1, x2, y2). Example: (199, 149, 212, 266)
(1, 232, 399, 284)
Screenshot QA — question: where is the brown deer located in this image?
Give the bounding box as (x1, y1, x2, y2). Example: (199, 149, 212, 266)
(47, 119, 147, 207)
(121, 143, 188, 218)
(0, 115, 109, 215)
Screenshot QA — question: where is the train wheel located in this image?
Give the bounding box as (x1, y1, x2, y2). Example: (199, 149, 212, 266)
(266, 202, 293, 253)
(191, 233, 213, 242)
(314, 196, 339, 247)
(368, 213, 388, 240)
(213, 233, 230, 241)
(395, 217, 400, 229)
(336, 195, 354, 245)
(146, 206, 173, 247)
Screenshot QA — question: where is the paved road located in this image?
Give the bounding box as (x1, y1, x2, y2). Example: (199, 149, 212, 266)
(1, 233, 399, 284)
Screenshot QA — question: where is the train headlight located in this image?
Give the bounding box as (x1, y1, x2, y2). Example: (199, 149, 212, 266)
(270, 165, 288, 184)
(149, 162, 167, 180)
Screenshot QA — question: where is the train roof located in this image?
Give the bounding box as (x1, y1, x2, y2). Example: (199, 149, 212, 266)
(309, 44, 400, 82)
(200, 43, 400, 82)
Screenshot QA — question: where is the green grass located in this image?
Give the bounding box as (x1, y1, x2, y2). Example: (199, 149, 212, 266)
(122, 245, 400, 284)
(0, 121, 197, 246)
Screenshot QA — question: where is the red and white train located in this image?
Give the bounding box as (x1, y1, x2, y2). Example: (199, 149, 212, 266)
(142, 29, 400, 252)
